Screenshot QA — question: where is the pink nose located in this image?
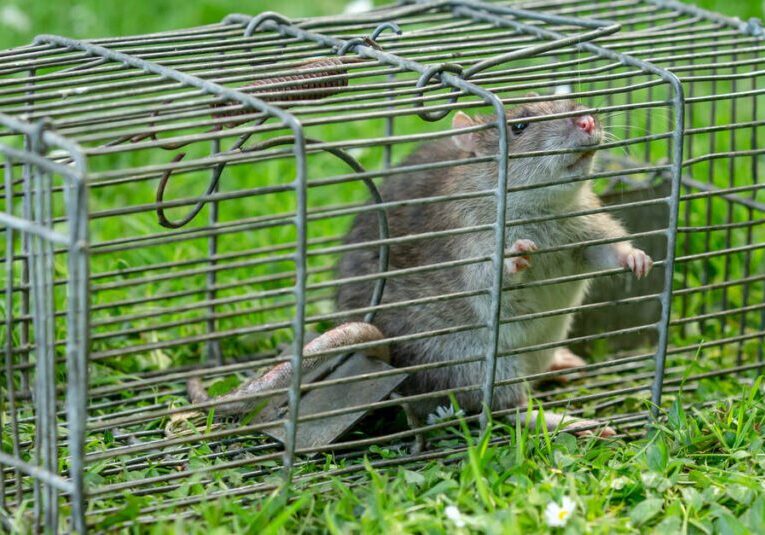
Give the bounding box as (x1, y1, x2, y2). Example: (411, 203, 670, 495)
(575, 115, 596, 135)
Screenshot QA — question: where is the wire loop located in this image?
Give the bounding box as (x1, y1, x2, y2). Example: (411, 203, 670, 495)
(371, 22, 402, 40)
(243, 12, 292, 36)
(154, 139, 391, 324)
(337, 37, 375, 56)
(414, 63, 465, 121)
(337, 22, 402, 55)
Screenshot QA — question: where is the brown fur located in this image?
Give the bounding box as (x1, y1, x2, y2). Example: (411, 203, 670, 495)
(336, 99, 645, 420)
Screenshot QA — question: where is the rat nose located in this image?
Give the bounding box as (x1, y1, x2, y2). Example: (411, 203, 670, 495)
(574, 114, 596, 135)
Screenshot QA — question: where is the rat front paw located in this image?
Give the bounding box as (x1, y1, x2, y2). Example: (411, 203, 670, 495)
(620, 248, 653, 279)
(507, 238, 538, 274)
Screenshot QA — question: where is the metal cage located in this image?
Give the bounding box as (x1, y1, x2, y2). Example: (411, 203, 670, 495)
(0, 0, 762, 531)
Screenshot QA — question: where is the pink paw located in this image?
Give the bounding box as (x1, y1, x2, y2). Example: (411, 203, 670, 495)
(620, 248, 653, 279)
(541, 411, 617, 438)
(545, 348, 587, 383)
(567, 420, 617, 438)
(507, 239, 538, 274)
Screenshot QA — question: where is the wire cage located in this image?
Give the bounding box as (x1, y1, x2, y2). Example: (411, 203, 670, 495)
(0, 0, 762, 531)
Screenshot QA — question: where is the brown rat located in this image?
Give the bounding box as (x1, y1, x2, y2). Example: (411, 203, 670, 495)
(335, 98, 651, 435)
(188, 98, 652, 437)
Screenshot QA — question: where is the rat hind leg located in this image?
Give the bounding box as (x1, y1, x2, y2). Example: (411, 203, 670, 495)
(544, 347, 587, 383)
(549, 347, 586, 371)
(391, 392, 427, 454)
(506, 407, 616, 438)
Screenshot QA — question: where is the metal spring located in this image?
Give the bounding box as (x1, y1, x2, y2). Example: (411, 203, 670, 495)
(211, 56, 361, 122)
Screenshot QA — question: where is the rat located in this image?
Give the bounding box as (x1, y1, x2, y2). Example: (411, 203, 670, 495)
(188, 98, 652, 438)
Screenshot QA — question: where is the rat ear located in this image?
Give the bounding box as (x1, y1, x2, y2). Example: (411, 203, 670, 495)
(452, 111, 477, 153)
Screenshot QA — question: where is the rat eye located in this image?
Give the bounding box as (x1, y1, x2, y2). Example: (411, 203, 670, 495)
(511, 122, 528, 135)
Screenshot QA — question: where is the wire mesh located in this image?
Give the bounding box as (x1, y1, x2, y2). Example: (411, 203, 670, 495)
(0, 0, 762, 531)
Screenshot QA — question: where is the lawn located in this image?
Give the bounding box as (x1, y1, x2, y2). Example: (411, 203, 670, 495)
(0, 0, 764, 533)
(0, 0, 762, 51)
(173, 388, 765, 534)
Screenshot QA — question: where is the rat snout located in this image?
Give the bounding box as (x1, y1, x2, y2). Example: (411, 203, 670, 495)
(574, 114, 596, 135)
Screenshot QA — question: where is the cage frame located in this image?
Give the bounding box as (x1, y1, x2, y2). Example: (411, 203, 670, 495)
(0, 0, 763, 532)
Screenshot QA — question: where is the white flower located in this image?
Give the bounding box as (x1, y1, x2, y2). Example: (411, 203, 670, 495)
(544, 496, 576, 528)
(444, 505, 466, 528)
(343, 0, 373, 14)
(0, 5, 30, 32)
(611, 476, 629, 490)
(426, 404, 465, 425)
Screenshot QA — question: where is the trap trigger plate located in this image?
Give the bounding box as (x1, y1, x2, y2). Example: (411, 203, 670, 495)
(263, 353, 407, 452)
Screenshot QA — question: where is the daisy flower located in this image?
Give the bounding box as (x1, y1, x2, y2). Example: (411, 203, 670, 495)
(426, 404, 465, 425)
(444, 505, 466, 528)
(544, 496, 576, 527)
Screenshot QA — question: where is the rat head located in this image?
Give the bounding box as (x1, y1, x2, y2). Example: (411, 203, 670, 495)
(451, 99, 602, 191)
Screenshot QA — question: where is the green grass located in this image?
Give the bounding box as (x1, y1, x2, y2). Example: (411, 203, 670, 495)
(0, 0, 763, 533)
(0, 0, 355, 49)
(130, 382, 765, 534)
(0, 0, 761, 50)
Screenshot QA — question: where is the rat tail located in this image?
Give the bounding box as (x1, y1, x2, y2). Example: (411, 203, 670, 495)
(186, 322, 389, 418)
(187, 377, 210, 405)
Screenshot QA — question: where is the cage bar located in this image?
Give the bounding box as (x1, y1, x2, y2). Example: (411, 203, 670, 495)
(0, 0, 762, 532)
